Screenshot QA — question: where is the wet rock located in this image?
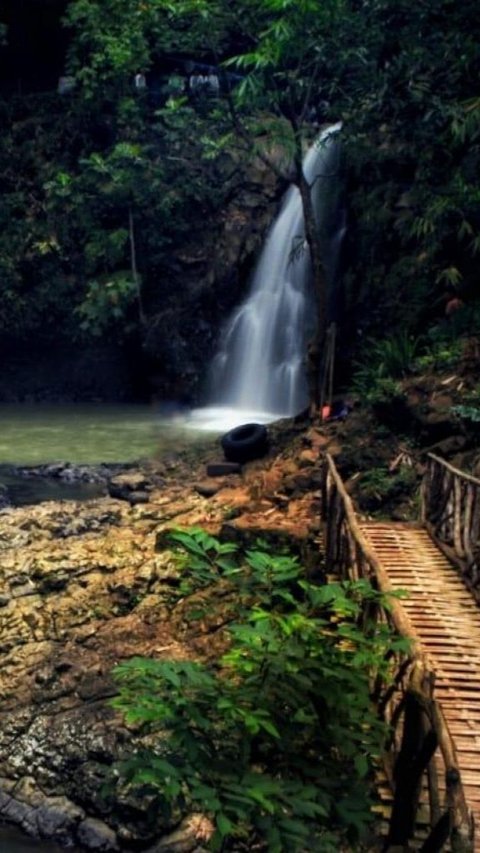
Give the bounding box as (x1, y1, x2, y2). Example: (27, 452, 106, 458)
(0, 783, 85, 844)
(205, 462, 242, 477)
(194, 479, 223, 497)
(77, 817, 119, 850)
(18, 463, 116, 484)
(146, 814, 213, 852)
(37, 572, 69, 593)
(35, 796, 85, 840)
(108, 472, 152, 502)
(128, 491, 151, 505)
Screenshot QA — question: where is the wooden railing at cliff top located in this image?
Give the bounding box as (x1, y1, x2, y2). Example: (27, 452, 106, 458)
(321, 453, 473, 852)
(422, 453, 480, 602)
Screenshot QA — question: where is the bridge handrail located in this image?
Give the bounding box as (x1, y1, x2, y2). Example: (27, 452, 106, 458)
(422, 453, 480, 600)
(321, 453, 473, 852)
(321, 452, 419, 644)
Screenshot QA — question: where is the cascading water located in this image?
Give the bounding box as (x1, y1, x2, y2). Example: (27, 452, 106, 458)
(190, 123, 343, 432)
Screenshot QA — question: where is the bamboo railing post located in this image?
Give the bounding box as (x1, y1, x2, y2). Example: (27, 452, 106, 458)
(385, 691, 427, 847)
(422, 453, 480, 603)
(321, 454, 475, 852)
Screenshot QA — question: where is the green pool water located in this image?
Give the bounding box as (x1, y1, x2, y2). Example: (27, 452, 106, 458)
(0, 403, 187, 465)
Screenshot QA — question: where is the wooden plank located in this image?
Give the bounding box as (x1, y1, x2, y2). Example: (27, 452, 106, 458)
(323, 458, 479, 850)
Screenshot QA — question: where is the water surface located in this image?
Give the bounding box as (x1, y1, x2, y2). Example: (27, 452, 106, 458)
(0, 824, 80, 852)
(0, 404, 166, 465)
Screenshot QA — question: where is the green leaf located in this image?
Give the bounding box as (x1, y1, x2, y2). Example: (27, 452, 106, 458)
(216, 812, 234, 837)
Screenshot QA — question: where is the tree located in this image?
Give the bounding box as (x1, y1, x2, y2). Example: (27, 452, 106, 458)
(334, 0, 480, 339)
(2, 0, 478, 392)
(181, 0, 480, 364)
(158, 0, 353, 413)
(64, 0, 356, 412)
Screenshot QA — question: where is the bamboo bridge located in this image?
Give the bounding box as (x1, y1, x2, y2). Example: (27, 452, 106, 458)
(321, 452, 480, 852)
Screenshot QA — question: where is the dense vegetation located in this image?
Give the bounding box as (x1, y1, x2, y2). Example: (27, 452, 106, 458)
(112, 527, 406, 851)
(0, 3, 477, 846)
(0, 0, 478, 400)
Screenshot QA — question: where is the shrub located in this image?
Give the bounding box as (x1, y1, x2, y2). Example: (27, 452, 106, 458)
(358, 466, 419, 514)
(352, 332, 419, 402)
(111, 529, 407, 852)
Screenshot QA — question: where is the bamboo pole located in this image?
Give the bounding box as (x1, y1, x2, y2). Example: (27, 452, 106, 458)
(322, 454, 475, 851)
(324, 455, 422, 651)
(427, 454, 480, 487)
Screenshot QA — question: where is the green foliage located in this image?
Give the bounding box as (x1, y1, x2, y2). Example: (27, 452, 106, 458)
(351, 332, 418, 402)
(413, 305, 480, 372)
(112, 528, 405, 851)
(2, 0, 480, 380)
(0, 68, 233, 348)
(451, 389, 480, 425)
(371, 333, 420, 379)
(340, 0, 480, 343)
(414, 339, 464, 372)
(452, 404, 480, 425)
(358, 466, 418, 514)
(76, 272, 138, 336)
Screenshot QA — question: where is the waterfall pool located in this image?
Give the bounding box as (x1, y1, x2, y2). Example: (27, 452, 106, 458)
(0, 825, 79, 852)
(187, 404, 283, 433)
(0, 402, 213, 505)
(0, 403, 185, 466)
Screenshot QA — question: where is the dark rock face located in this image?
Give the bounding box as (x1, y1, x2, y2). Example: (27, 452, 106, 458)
(0, 484, 10, 508)
(143, 155, 283, 403)
(0, 341, 144, 404)
(0, 151, 281, 405)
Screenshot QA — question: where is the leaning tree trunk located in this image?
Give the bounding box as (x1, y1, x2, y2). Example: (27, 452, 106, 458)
(296, 167, 329, 415)
(129, 206, 146, 327)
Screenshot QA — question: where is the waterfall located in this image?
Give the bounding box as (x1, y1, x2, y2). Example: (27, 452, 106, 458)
(191, 123, 343, 432)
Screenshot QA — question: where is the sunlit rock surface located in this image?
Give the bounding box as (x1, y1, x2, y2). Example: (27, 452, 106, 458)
(0, 429, 327, 850)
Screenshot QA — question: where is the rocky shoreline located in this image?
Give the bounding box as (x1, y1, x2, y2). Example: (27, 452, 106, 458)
(0, 425, 328, 851)
(2, 360, 479, 850)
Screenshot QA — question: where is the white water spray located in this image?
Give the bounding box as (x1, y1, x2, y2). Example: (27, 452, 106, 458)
(190, 124, 343, 432)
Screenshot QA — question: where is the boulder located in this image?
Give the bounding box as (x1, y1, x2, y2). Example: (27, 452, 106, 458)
(108, 472, 152, 502)
(206, 462, 242, 477)
(77, 817, 119, 851)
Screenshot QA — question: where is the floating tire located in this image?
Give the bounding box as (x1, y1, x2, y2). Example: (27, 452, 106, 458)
(221, 423, 269, 464)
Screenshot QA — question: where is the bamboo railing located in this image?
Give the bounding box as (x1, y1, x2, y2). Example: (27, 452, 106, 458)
(321, 454, 474, 852)
(422, 453, 480, 601)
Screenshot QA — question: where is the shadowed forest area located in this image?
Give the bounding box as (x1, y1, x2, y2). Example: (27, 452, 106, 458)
(0, 2, 480, 852)
(0, 0, 478, 405)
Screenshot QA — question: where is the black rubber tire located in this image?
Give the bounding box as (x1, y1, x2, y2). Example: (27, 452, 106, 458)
(221, 423, 269, 464)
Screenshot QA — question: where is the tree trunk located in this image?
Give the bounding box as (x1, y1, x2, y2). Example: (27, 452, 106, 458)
(129, 206, 146, 326)
(296, 166, 329, 415)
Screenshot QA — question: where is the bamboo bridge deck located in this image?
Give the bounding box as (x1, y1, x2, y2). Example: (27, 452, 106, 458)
(321, 452, 480, 850)
(360, 521, 480, 846)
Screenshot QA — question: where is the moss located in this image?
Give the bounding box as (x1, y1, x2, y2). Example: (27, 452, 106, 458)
(357, 466, 419, 515)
